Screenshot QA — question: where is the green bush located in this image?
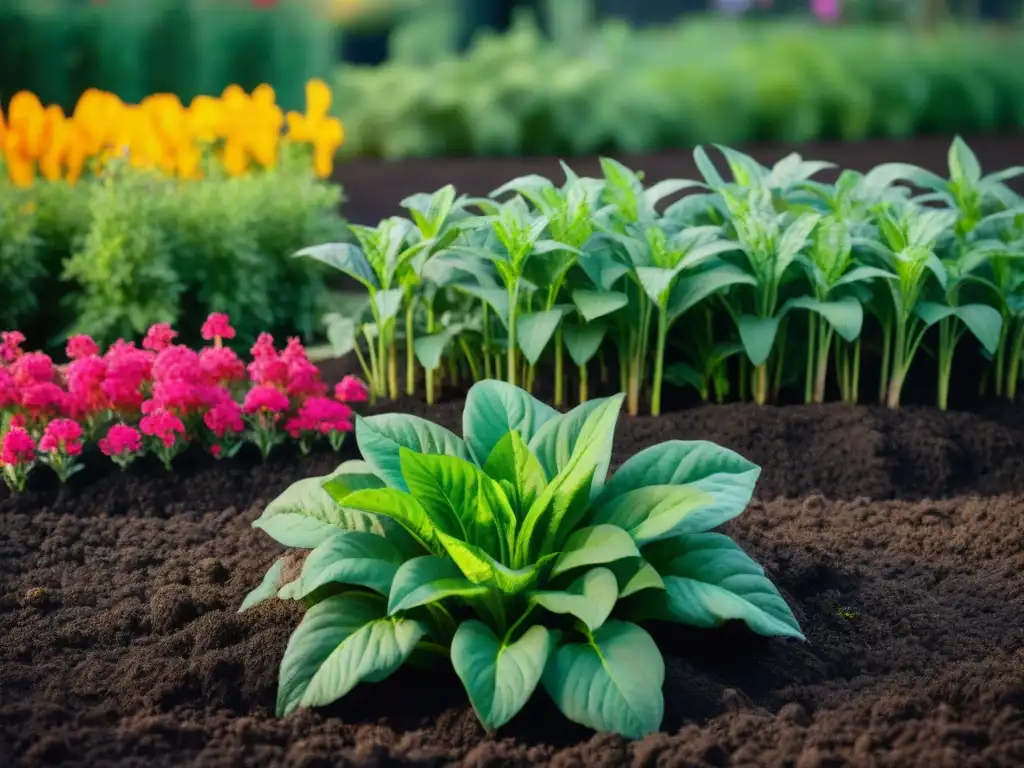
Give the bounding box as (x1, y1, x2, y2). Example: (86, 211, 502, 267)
(0, 0, 335, 113)
(1, 163, 346, 350)
(333, 19, 1024, 159)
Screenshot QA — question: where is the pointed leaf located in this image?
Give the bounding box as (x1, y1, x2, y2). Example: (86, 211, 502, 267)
(635, 534, 804, 640)
(530, 568, 619, 631)
(542, 621, 664, 739)
(388, 555, 489, 614)
(355, 413, 470, 492)
(451, 622, 554, 731)
(329, 487, 439, 554)
(463, 380, 559, 467)
(435, 529, 554, 595)
(563, 321, 608, 367)
(571, 290, 629, 321)
(832, 265, 896, 288)
(295, 243, 379, 290)
(667, 263, 756, 323)
(517, 310, 563, 365)
(635, 266, 676, 305)
(737, 315, 781, 366)
(483, 431, 548, 522)
(615, 559, 665, 598)
(783, 296, 863, 342)
(948, 136, 981, 186)
(239, 559, 286, 613)
(588, 485, 713, 544)
(297, 532, 404, 598)
(552, 524, 641, 577)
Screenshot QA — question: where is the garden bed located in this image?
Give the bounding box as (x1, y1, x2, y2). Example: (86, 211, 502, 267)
(2, 400, 1023, 766)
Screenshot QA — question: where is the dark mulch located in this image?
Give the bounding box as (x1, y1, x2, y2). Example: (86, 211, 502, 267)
(2, 398, 1024, 767)
(333, 135, 1024, 224)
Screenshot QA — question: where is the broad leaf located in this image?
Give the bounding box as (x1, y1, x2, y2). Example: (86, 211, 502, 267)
(451, 622, 554, 731)
(517, 310, 564, 365)
(295, 243, 380, 290)
(598, 440, 761, 532)
(373, 289, 404, 324)
(530, 567, 619, 631)
(737, 315, 781, 366)
(297, 532, 404, 598)
(615, 559, 665, 598)
(636, 533, 804, 639)
(563, 321, 608, 367)
(239, 559, 286, 612)
(832, 265, 897, 288)
(277, 593, 426, 716)
(916, 302, 1002, 354)
(399, 449, 516, 562)
(388, 555, 489, 614)
(552, 524, 641, 577)
(542, 620, 664, 739)
(948, 136, 981, 186)
(483, 431, 548, 521)
(635, 266, 677, 305)
(329, 487, 439, 554)
(588, 485, 713, 544)
(356, 413, 470, 491)
(414, 328, 459, 370)
(436, 530, 555, 595)
(667, 263, 756, 323)
(571, 290, 629, 321)
(783, 296, 863, 342)
(776, 214, 820, 279)
(463, 380, 559, 467)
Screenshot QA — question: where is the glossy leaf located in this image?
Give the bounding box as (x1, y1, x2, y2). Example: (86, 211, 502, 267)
(483, 431, 548, 521)
(517, 310, 564, 365)
(530, 567, 619, 631)
(571, 289, 629, 321)
(296, 531, 404, 598)
(355, 413, 469, 492)
(737, 315, 781, 366)
(387, 555, 489, 614)
(552, 524, 641, 577)
(294, 243, 379, 290)
(239, 559, 286, 613)
(588, 485, 713, 544)
(463, 380, 559, 467)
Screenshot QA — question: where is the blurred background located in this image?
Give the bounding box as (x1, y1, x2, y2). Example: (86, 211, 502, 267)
(1, 0, 1022, 161)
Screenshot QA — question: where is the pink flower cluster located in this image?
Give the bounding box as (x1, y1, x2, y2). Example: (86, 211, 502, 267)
(0, 315, 370, 491)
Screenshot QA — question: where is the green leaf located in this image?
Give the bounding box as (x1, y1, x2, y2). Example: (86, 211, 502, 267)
(451, 622, 554, 731)
(776, 214, 820, 280)
(355, 413, 470, 492)
(552, 524, 641, 577)
(277, 593, 426, 716)
(515, 394, 626, 566)
(948, 136, 981, 186)
(667, 263, 756, 323)
(435, 529, 555, 594)
(663, 362, 704, 391)
(588, 485, 713, 544)
(542, 621, 664, 739)
(387, 555, 489, 614)
(916, 302, 1003, 355)
(562, 321, 608, 367)
(737, 315, 780, 366)
(783, 296, 863, 342)
(530, 568, 619, 631)
(571, 289, 629, 321)
(636, 534, 804, 639)
(598, 440, 761, 532)
(330, 487, 439, 554)
(635, 266, 677, 305)
(239, 559, 286, 613)
(463, 380, 559, 467)
(517, 310, 563, 366)
(832, 265, 897, 288)
(373, 288, 404, 324)
(528, 396, 615, 488)
(414, 328, 458, 370)
(295, 243, 380, 290)
(483, 431, 548, 522)
(399, 449, 515, 562)
(615, 559, 665, 598)
(297, 532, 404, 598)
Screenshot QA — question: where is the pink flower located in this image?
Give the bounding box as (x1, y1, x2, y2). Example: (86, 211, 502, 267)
(201, 313, 236, 342)
(142, 323, 178, 352)
(1, 331, 25, 364)
(66, 355, 108, 418)
(0, 368, 16, 409)
(140, 410, 186, 448)
(286, 396, 353, 438)
(243, 385, 290, 415)
(103, 342, 154, 412)
(199, 346, 245, 384)
(335, 375, 369, 403)
(280, 338, 327, 399)
(1, 426, 35, 466)
(19, 382, 66, 416)
(11, 351, 55, 386)
(66, 335, 100, 360)
(39, 419, 84, 456)
(151, 345, 201, 384)
(810, 0, 839, 20)
(99, 424, 143, 457)
(247, 334, 290, 388)
(210, 444, 223, 458)
(204, 398, 244, 437)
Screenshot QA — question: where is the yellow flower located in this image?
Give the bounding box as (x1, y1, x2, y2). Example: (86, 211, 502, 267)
(222, 137, 248, 177)
(305, 78, 332, 120)
(188, 95, 223, 142)
(7, 91, 47, 159)
(312, 117, 344, 178)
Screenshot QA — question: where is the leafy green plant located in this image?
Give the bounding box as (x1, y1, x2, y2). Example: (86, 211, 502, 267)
(242, 379, 803, 737)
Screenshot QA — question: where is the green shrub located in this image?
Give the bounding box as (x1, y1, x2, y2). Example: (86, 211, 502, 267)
(333, 19, 1024, 159)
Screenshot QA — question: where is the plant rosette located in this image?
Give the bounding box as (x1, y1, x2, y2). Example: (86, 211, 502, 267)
(242, 379, 803, 739)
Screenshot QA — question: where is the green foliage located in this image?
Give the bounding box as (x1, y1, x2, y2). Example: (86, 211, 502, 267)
(334, 19, 1024, 160)
(243, 379, 801, 738)
(0, 0, 334, 114)
(2, 161, 345, 349)
(302, 136, 1024, 412)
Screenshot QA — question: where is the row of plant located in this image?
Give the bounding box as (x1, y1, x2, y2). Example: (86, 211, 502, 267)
(334, 19, 1024, 159)
(302, 137, 1024, 415)
(0, 0, 335, 116)
(0, 314, 368, 494)
(241, 378, 803, 739)
(0, 80, 347, 350)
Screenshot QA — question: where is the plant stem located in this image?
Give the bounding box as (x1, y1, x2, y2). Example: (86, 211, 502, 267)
(405, 301, 416, 397)
(482, 303, 492, 380)
(1007, 318, 1024, 401)
(851, 336, 861, 403)
(650, 306, 668, 416)
(753, 364, 769, 405)
(813, 323, 834, 404)
(804, 314, 816, 404)
(553, 328, 564, 408)
(507, 283, 520, 387)
(937, 317, 952, 411)
(458, 337, 481, 382)
(599, 349, 609, 384)
(578, 363, 588, 404)
(425, 304, 436, 405)
(878, 315, 892, 405)
(387, 338, 398, 400)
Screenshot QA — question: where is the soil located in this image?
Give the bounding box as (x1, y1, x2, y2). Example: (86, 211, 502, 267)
(333, 135, 1024, 224)
(3, 399, 1024, 767)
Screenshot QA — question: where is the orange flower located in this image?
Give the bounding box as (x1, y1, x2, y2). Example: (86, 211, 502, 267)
(7, 91, 47, 159)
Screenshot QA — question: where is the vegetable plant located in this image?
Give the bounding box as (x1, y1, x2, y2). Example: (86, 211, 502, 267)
(242, 379, 803, 738)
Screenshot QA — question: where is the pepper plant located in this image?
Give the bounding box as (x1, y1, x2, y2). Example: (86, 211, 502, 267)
(242, 380, 803, 738)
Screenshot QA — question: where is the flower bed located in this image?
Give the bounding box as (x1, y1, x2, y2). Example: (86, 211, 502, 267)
(0, 80, 347, 349)
(0, 316, 368, 494)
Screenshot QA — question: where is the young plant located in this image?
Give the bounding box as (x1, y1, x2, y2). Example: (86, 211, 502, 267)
(37, 418, 85, 483)
(1, 425, 36, 492)
(98, 424, 143, 470)
(242, 380, 803, 739)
